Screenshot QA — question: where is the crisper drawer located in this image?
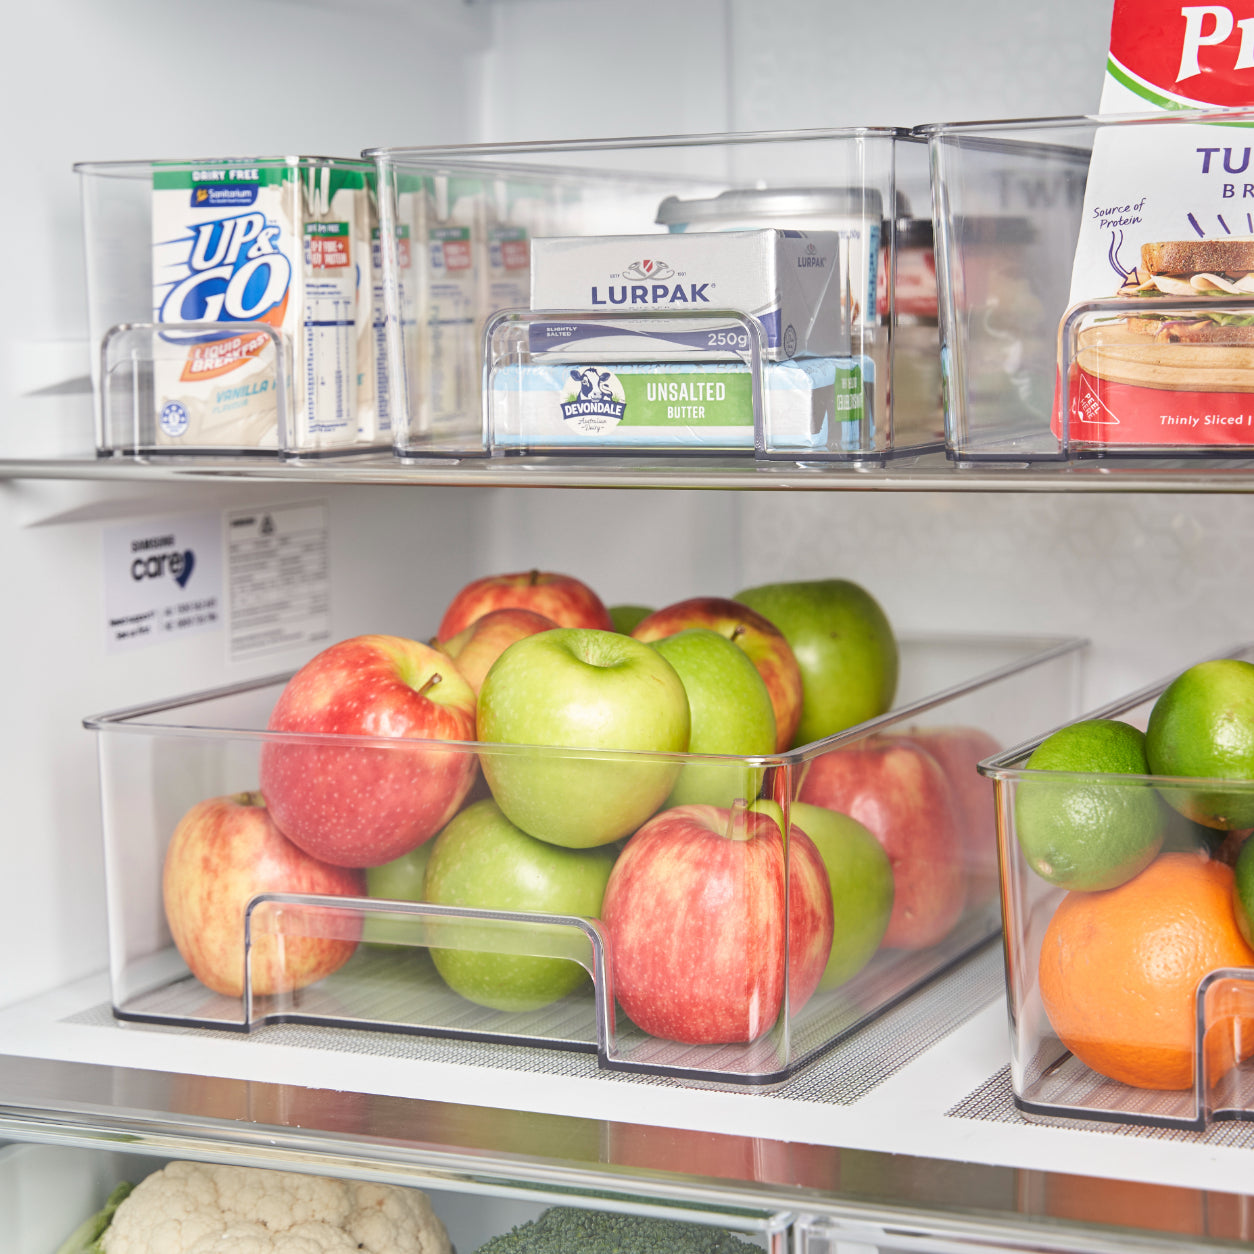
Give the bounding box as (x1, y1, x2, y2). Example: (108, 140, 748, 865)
(84, 633, 1084, 1089)
(10, 1136, 1246, 1254)
(0, 1142, 787, 1253)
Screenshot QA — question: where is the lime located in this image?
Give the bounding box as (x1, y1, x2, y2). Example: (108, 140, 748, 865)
(791, 801, 894, 988)
(1014, 718, 1165, 891)
(1233, 835, 1254, 947)
(1146, 659, 1254, 830)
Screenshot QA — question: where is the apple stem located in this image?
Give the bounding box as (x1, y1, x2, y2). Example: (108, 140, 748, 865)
(528, 569, 540, 586)
(233, 791, 265, 808)
(725, 798, 753, 842)
(416, 673, 443, 699)
(730, 624, 746, 642)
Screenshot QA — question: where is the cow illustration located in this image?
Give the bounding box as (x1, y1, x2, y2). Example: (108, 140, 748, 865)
(571, 367, 613, 401)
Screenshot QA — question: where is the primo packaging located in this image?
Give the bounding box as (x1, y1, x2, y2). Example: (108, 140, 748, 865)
(1063, 0, 1254, 449)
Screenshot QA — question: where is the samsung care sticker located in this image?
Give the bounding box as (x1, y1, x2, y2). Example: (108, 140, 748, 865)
(104, 512, 224, 651)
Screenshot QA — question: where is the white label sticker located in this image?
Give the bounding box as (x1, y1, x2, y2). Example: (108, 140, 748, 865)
(104, 512, 224, 651)
(227, 502, 331, 661)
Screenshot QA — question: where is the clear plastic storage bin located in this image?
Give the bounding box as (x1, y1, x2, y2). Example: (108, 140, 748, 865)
(367, 129, 944, 463)
(86, 633, 1083, 1086)
(927, 109, 1254, 462)
(77, 156, 389, 460)
(982, 645, 1254, 1129)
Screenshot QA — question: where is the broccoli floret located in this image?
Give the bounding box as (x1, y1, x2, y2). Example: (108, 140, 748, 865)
(473, 1205, 761, 1254)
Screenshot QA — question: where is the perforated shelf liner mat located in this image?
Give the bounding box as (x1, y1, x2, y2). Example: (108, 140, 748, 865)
(65, 940, 1003, 1104)
(948, 1067, 1254, 1148)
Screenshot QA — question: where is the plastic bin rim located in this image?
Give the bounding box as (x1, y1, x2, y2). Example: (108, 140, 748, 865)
(917, 105, 1254, 137)
(81, 632, 1086, 761)
(74, 155, 372, 176)
(365, 125, 913, 162)
(979, 641, 1254, 778)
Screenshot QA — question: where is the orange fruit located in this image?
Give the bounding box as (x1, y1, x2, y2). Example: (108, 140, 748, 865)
(1039, 852, 1254, 1090)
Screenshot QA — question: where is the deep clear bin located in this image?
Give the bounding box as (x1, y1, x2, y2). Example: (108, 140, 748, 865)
(85, 633, 1083, 1087)
(76, 156, 388, 460)
(982, 645, 1254, 1129)
(366, 129, 945, 464)
(927, 109, 1254, 462)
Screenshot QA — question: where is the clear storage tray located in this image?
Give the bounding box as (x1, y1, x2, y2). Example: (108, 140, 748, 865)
(983, 644, 1254, 1128)
(85, 633, 1083, 1086)
(926, 109, 1254, 462)
(76, 156, 389, 461)
(367, 129, 944, 464)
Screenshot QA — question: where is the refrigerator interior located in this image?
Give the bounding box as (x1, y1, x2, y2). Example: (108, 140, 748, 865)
(12, 0, 1254, 1250)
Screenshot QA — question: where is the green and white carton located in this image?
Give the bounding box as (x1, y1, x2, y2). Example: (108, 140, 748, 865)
(151, 160, 373, 453)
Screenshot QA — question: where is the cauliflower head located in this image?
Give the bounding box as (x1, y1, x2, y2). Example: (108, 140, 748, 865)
(100, 1161, 450, 1254)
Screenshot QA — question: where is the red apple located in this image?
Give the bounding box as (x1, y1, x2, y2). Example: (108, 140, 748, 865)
(798, 736, 966, 949)
(601, 804, 833, 1044)
(162, 792, 364, 997)
(259, 634, 478, 867)
(631, 597, 803, 752)
(899, 725, 1002, 907)
(437, 607, 558, 696)
(437, 570, 613, 642)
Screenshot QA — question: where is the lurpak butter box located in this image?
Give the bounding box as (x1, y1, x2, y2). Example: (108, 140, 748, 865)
(530, 230, 847, 362)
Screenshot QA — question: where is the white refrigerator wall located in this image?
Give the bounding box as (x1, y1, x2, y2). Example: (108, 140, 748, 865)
(0, 0, 487, 1005)
(4, 0, 1245, 1014)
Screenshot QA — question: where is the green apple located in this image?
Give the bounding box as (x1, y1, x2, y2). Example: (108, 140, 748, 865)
(790, 801, 894, 989)
(651, 629, 776, 808)
(609, 604, 654, 634)
(363, 842, 434, 947)
(423, 798, 617, 1010)
(477, 628, 690, 848)
(734, 579, 897, 745)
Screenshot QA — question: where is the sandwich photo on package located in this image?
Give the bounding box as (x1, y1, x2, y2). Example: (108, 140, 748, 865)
(1060, 0, 1254, 450)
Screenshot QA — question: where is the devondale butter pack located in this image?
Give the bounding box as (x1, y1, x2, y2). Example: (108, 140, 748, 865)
(1063, 2, 1254, 448)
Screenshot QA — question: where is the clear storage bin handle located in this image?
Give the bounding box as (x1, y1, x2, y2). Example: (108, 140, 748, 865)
(243, 891, 615, 1050)
(100, 321, 289, 459)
